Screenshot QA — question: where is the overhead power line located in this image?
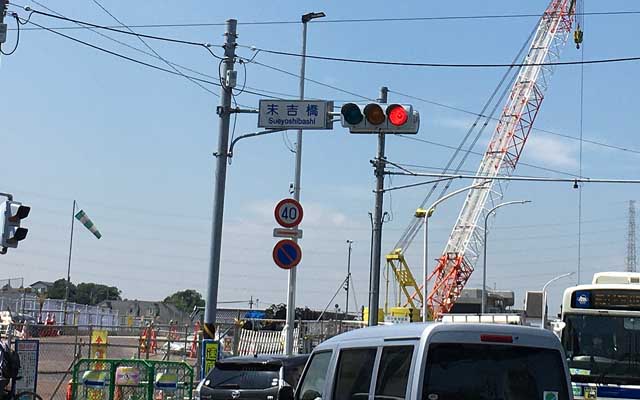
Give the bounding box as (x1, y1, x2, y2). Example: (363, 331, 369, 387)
(395, 135, 580, 177)
(20, 19, 290, 104)
(10, 10, 640, 30)
(389, 89, 640, 155)
(23, 7, 213, 48)
(242, 45, 640, 68)
(88, 0, 217, 95)
(21, 6, 640, 69)
(387, 170, 640, 185)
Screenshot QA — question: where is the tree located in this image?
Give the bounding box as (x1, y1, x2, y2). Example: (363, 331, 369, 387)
(47, 279, 75, 301)
(264, 303, 287, 320)
(163, 289, 204, 313)
(75, 283, 122, 305)
(47, 278, 121, 305)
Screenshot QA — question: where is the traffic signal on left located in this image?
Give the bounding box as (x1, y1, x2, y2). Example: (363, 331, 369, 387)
(340, 103, 420, 134)
(1, 200, 30, 250)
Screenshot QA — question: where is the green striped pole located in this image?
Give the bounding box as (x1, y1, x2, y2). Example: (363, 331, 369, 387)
(75, 209, 102, 239)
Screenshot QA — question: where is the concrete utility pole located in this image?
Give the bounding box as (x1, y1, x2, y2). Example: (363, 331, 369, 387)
(284, 11, 325, 356)
(0, 0, 9, 50)
(204, 19, 237, 341)
(368, 86, 388, 326)
(345, 240, 353, 318)
(0, 0, 7, 53)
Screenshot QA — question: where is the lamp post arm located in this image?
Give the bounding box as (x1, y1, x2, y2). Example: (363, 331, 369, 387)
(226, 128, 287, 158)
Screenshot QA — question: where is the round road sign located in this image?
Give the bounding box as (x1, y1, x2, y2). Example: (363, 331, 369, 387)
(274, 198, 304, 228)
(272, 239, 302, 270)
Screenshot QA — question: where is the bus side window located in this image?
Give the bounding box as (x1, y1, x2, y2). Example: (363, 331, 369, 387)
(297, 352, 333, 400)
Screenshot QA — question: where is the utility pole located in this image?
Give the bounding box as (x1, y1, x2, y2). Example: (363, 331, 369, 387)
(204, 19, 237, 341)
(0, 0, 7, 54)
(345, 240, 353, 318)
(368, 86, 388, 326)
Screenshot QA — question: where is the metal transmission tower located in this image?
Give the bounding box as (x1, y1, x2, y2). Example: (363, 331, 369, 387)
(387, 0, 579, 318)
(627, 200, 637, 273)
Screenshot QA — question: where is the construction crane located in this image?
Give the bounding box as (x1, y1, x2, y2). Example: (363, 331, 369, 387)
(387, 0, 582, 318)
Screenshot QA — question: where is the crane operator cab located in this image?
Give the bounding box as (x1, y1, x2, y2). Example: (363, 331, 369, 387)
(294, 323, 573, 400)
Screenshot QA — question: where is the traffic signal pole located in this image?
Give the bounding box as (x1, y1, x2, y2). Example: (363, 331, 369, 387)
(368, 86, 388, 326)
(204, 19, 237, 341)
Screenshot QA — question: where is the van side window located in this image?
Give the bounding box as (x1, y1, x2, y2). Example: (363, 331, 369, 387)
(297, 351, 332, 400)
(375, 346, 413, 400)
(333, 348, 377, 400)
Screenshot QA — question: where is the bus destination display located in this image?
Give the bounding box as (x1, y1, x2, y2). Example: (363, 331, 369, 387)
(573, 289, 640, 311)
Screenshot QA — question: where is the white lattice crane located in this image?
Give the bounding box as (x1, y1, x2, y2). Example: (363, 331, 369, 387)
(387, 0, 583, 318)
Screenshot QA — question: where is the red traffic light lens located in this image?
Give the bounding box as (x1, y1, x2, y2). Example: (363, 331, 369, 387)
(387, 104, 408, 126)
(364, 104, 385, 125)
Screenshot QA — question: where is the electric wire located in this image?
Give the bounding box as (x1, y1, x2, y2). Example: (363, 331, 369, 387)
(26, 7, 212, 47)
(10, 10, 640, 30)
(0, 13, 20, 55)
(393, 23, 537, 249)
(241, 57, 374, 101)
(23, 2, 632, 155)
(24, 19, 223, 86)
(389, 89, 640, 155)
(396, 135, 580, 178)
(88, 0, 217, 96)
(19, 19, 286, 107)
(243, 45, 640, 68)
(26, 1, 226, 89)
(236, 32, 586, 180)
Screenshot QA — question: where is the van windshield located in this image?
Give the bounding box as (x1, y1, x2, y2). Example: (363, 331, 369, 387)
(423, 343, 569, 400)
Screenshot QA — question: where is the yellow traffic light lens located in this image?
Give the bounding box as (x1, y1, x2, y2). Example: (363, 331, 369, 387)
(364, 104, 385, 125)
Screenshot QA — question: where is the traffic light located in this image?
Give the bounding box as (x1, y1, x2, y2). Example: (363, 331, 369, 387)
(1, 200, 30, 250)
(340, 103, 420, 134)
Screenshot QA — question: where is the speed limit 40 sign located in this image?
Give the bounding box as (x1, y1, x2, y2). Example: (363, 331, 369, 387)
(274, 198, 303, 228)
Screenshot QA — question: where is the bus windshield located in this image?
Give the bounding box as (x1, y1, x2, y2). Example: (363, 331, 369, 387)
(562, 314, 640, 384)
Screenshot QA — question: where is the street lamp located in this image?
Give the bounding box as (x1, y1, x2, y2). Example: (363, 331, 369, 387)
(284, 10, 326, 357)
(415, 181, 490, 322)
(481, 200, 531, 314)
(541, 272, 574, 328)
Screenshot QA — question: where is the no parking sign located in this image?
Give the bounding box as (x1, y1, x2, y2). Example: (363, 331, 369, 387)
(272, 239, 302, 270)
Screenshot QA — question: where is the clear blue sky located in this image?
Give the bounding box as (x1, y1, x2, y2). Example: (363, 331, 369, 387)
(0, 0, 638, 316)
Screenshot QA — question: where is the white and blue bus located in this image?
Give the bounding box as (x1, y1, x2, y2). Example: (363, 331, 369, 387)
(560, 272, 640, 399)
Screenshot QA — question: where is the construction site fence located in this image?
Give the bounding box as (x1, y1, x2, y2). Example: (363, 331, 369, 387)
(2, 296, 119, 327)
(71, 359, 193, 400)
(19, 319, 366, 400)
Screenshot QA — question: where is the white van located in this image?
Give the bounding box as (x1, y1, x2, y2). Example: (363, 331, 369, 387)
(293, 323, 572, 400)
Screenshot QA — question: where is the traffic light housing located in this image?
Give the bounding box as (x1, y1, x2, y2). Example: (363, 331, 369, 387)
(340, 103, 420, 134)
(1, 200, 30, 250)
